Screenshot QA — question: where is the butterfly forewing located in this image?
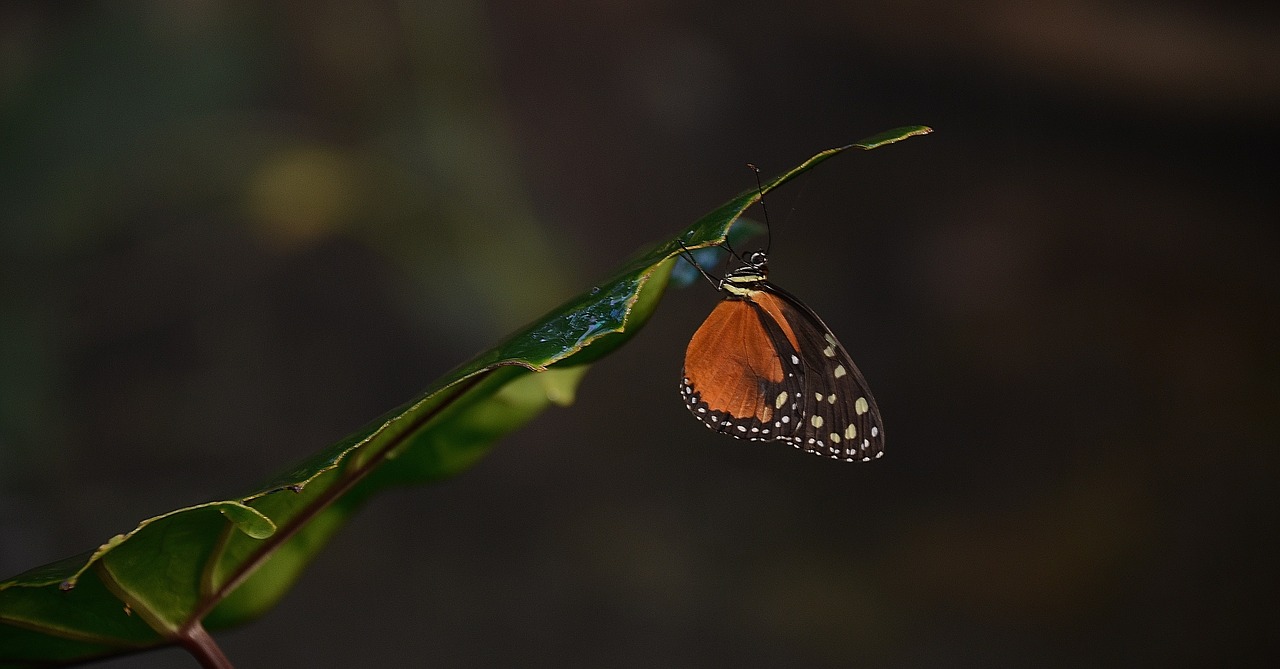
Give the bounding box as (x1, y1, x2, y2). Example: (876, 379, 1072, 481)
(681, 299, 805, 441)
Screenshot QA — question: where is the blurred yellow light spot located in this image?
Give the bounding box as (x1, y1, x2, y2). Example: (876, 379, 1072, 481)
(247, 147, 358, 247)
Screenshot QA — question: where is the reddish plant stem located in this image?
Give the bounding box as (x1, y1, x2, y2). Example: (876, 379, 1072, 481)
(177, 621, 234, 669)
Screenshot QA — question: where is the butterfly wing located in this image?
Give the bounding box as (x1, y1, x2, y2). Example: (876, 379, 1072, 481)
(751, 288, 885, 462)
(681, 298, 805, 441)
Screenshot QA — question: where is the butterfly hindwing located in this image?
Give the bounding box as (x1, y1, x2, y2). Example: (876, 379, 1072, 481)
(758, 287, 885, 462)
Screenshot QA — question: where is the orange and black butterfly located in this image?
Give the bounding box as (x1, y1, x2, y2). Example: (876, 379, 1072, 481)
(678, 191, 885, 462)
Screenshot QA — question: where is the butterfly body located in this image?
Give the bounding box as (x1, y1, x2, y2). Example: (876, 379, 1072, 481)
(680, 250, 885, 462)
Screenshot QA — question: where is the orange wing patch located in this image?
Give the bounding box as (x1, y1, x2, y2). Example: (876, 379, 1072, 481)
(683, 299, 779, 423)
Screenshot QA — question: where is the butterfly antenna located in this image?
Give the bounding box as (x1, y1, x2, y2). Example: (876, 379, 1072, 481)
(689, 164, 772, 278)
(746, 163, 773, 256)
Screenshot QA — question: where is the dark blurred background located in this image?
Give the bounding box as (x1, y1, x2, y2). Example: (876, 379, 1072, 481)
(2, 1, 1276, 667)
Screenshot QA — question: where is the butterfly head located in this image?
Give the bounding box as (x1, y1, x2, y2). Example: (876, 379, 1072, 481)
(744, 250, 768, 269)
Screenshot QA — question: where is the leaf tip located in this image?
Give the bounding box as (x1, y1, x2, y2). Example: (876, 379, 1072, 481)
(846, 125, 934, 150)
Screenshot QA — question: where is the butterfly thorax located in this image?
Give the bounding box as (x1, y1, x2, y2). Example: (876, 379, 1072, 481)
(719, 250, 769, 297)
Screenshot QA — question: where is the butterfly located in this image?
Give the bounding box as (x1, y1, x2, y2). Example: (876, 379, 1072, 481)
(678, 196, 885, 462)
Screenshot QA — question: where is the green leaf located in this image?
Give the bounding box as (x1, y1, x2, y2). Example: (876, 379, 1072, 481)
(0, 125, 930, 667)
